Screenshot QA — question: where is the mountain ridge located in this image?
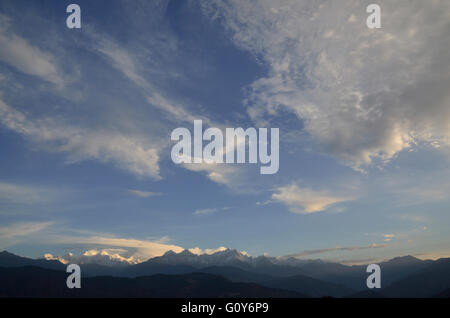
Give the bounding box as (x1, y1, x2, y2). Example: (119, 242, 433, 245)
(2, 250, 449, 298)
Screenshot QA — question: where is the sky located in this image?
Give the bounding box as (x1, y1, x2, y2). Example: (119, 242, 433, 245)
(0, 0, 449, 265)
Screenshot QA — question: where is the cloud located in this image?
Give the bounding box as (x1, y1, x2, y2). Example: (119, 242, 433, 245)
(95, 33, 254, 187)
(0, 222, 53, 248)
(50, 235, 185, 261)
(93, 32, 252, 186)
(256, 199, 275, 206)
(188, 246, 228, 255)
(194, 208, 218, 215)
(188, 246, 249, 256)
(181, 159, 244, 186)
(0, 221, 53, 239)
(272, 183, 353, 213)
(0, 16, 63, 85)
(193, 206, 231, 215)
(397, 182, 450, 204)
(284, 243, 386, 259)
(128, 189, 163, 198)
(202, 0, 450, 170)
(96, 36, 211, 126)
(398, 214, 430, 224)
(45, 233, 244, 262)
(0, 182, 54, 205)
(0, 220, 236, 262)
(0, 98, 161, 179)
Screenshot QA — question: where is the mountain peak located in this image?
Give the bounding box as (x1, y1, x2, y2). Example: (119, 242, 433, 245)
(385, 255, 421, 265)
(162, 250, 177, 257)
(179, 249, 195, 256)
(0, 251, 22, 259)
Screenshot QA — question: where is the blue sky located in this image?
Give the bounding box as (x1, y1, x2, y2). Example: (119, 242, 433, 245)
(0, 0, 450, 264)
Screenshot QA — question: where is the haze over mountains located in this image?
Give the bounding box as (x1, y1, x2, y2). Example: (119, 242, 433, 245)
(0, 250, 449, 298)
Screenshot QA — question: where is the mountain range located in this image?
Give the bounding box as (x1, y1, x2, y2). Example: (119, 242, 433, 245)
(1, 250, 449, 298)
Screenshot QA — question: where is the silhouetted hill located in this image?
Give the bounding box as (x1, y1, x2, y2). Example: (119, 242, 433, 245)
(344, 290, 384, 298)
(434, 288, 450, 298)
(262, 274, 355, 297)
(0, 251, 126, 278)
(0, 266, 306, 298)
(303, 255, 431, 291)
(0, 251, 64, 271)
(196, 266, 273, 283)
(123, 262, 198, 277)
(382, 258, 450, 298)
(2, 251, 450, 298)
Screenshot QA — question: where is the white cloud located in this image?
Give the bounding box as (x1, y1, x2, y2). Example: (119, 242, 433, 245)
(182, 159, 243, 186)
(202, 0, 450, 170)
(188, 246, 228, 255)
(0, 98, 161, 179)
(95, 33, 256, 188)
(93, 34, 252, 186)
(193, 206, 231, 215)
(0, 16, 63, 85)
(272, 183, 353, 213)
(188, 246, 249, 256)
(194, 208, 218, 215)
(128, 189, 163, 198)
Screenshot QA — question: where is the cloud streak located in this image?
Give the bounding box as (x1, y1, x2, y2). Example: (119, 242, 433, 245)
(0, 15, 64, 85)
(0, 98, 161, 179)
(128, 189, 163, 198)
(284, 243, 386, 259)
(0, 222, 54, 249)
(272, 183, 353, 213)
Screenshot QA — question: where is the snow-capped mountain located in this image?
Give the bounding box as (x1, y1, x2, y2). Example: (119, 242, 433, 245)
(149, 248, 252, 267)
(40, 247, 332, 270)
(43, 249, 140, 267)
(144, 248, 321, 269)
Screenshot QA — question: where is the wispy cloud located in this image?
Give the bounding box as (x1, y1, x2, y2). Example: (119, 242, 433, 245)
(127, 189, 163, 198)
(272, 183, 353, 214)
(184, 161, 242, 186)
(284, 243, 386, 259)
(398, 214, 430, 224)
(383, 234, 395, 242)
(96, 36, 211, 126)
(0, 98, 161, 179)
(0, 15, 64, 85)
(0, 221, 54, 249)
(194, 206, 231, 216)
(0, 182, 54, 205)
